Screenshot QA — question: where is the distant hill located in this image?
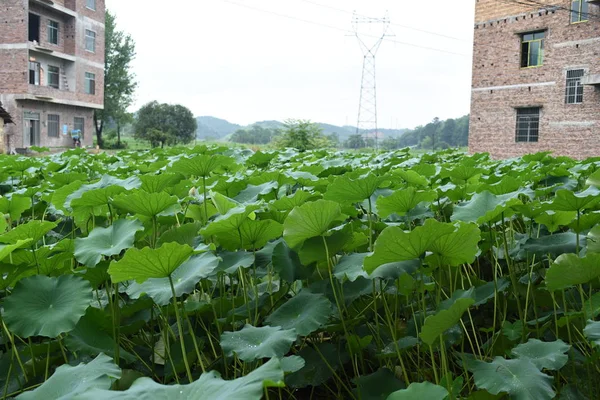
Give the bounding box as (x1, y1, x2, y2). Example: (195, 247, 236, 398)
(196, 117, 407, 141)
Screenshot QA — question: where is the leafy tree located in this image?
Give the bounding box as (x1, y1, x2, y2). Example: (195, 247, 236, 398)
(440, 118, 456, 146)
(94, 10, 137, 148)
(134, 101, 197, 148)
(230, 125, 279, 145)
(345, 134, 365, 149)
(274, 119, 329, 152)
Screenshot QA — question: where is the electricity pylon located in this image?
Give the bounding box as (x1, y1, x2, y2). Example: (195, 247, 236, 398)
(352, 12, 391, 149)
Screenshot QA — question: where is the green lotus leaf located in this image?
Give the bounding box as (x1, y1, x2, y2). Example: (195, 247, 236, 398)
(211, 191, 240, 215)
(201, 203, 263, 238)
(426, 222, 481, 268)
(420, 297, 474, 346)
(587, 225, 600, 253)
(0, 195, 31, 221)
(510, 339, 570, 371)
(0, 239, 33, 262)
(71, 185, 129, 208)
(534, 211, 577, 233)
(503, 320, 524, 341)
(271, 190, 318, 211)
(0, 220, 57, 244)
(272, 241, 312, 283)
(157, 221, 203, 248)
(210, 219, 283, 251)
(552, 186, 600, 212)
(235, 181, 279, 203)
(286, 343, 348, 389)
(108, 242, 194, 283)
(334, 253, 369, 282)
(364, 219, 455, 273)
(16, 353, 121, 400)
(545, 253, 600, 291)
(324, 172, 385, 204)
(50, 180, 84, 212)
(3, 275, 92, 338)
(65, 175, 141, 208)
(265, 291, 333, 336)
(64, 308, 136, 363)
(139, 173, 184, 193)
(584, 320, 600, 346)
(220, 324, 297, 362)
(451, 190, 524, 224)
(280, 355, 305, 374)
(170, 154, 235, 178)
(112, 190, 180, 217)
(387, 382, 448, 400)
(377, 187, 437, 218)
(470, 357, 555, 400)
(247, 150, 277, 168)
(75, 219, 144, 267)
(126, 252, 219, 305)
(517, 232, 581, 260)
(283, 199, 343, 249)
(353, 368, 405, 400)
(392, 169, 429, 186)
(78, 358, 283, 400)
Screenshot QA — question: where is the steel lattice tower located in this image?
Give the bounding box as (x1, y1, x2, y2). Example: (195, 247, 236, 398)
(352, 12, 391, 149)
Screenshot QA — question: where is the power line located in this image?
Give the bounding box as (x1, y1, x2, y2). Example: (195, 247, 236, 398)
(218, 0, 470, 56)
(499, 0, 600, 21)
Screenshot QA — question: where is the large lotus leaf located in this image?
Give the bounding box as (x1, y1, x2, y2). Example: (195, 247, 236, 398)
(211, 219, 283, 251)
(51, 180, 84, 212)
(584, 320, 600, 346)
(0, 220, 57, 244)
(283, 199, 343, 249)
(75, 219, 144, 267)
(420, 297, 474, 346)
(70, 186, 129, 208)
(3, 275, 92, 338)
(387, 382, 448, 400)
(170, 154, 235, 177)
(126, 252, 219, 306)
(534, 211, 577, 233)
(157, 222, 203, 248)
(286, 343, 347, 388)
(451, 190, 524, 224)
(220, 324, 297, 362)
(65, 175, 141, 208)
(588, 225, 600, 253)
(552, 186, 600, 211)
(265, 291, 333, 336)
(334, 253, 369, 282)
(65, 308, 135, 363)
(112, 191, 180, 217)
(352, 368, 405, 400)
(426, 222, 481, 268)
(79, 358, 283, 400)
(16, 353, 121, 400)
(0, 239, 33, 262)
(271, 190, 318, 211)
(470, 357, 555, 400)
(377, 187, 437, 218)
(510, 339, 570, 370)
(516, 232, 581, 260)
(364, 219, 455, 274)
(108, 243, 194, 283)
(392, 169, 429, 186)
(0, 195, 31, 221)
(280, 355, 305, 374)
(272, 241, 312, 283)
(235, 181, 279, 203)
(214, 251, 255, 274)
(211, 191, 240, 215)
(324, 172, 385, 204)
(201, 203, 263, 238)
(139, 173, 184, 193)
(545, 253, 600, 291)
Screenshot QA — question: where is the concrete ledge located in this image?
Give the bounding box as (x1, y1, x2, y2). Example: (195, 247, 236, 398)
(582, 74, 600, 86)
(30, 0, 77, 18)
(14, 94, 104, 110)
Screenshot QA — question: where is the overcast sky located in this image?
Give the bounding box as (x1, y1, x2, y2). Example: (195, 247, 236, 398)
(104, 0, 476, 129)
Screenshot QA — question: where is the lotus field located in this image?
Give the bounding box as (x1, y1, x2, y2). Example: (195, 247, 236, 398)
(1, 146, 600, 399)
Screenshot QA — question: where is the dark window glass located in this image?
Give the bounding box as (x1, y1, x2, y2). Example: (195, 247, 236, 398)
(565, 69, 585, 104)
(521, 31, 545, 68)
(48, 114, 60, 138)
(48, 65, 59, 89)
(515, 108, 540, 143)
(85, 72, 96, 95)
(48, 20, 59, 45)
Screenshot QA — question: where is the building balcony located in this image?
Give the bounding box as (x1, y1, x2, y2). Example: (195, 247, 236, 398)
(581, 74, 600, 86)
(29, 0, 76, 18)
(29, 45, 76, 62)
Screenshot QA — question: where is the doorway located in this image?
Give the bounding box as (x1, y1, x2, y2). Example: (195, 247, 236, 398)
(23, 113, 40, 147)
(28, 14, 40, 42)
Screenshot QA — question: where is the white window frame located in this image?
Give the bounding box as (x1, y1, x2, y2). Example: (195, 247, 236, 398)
(47, 20, 59, 45)
(84, 72, 96, 95)
(86, 0, 96, 11)
(48, 65, 60, 89)
(85, 29, 96, 53)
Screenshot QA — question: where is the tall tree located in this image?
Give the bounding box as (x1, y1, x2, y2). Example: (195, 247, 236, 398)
(134, 101, 198, 148)
(274, 119, 329, 152)
(94, 10, 137, 148)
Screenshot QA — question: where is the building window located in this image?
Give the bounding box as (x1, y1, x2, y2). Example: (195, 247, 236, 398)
(85, 30, 96, 52)
(85, 72, 96, 95)
(521, 31, 545, 68)
(86, 0, 96, 10)
(571, 0, 589, 23)
(48, 114, 60, 138)
(48, 65, 60, 89)
(515, 108, 540, 143)
(74, 117, 85, 139)
(29, 13, 40, 42)
(565, 69, 585, 104)
(48, 20, 59, 45)
(29, 61, 40, 85)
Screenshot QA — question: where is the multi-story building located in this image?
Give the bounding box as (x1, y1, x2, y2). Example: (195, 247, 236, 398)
(0, 0, 105, 151)
(469, 0, 599, 159)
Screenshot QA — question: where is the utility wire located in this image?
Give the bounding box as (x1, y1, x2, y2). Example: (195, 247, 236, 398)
(219, 0, 471, 56)
(499, 0, 600, 21)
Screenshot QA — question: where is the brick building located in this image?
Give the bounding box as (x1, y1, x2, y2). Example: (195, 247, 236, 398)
(0, 0, 105, 151)
(469, 0, 600, 159)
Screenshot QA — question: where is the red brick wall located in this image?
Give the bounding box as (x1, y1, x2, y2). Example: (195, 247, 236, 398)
(475, 0, 560, 22)
(469, 1, 600, 159)
(0, 0, 28, 43)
